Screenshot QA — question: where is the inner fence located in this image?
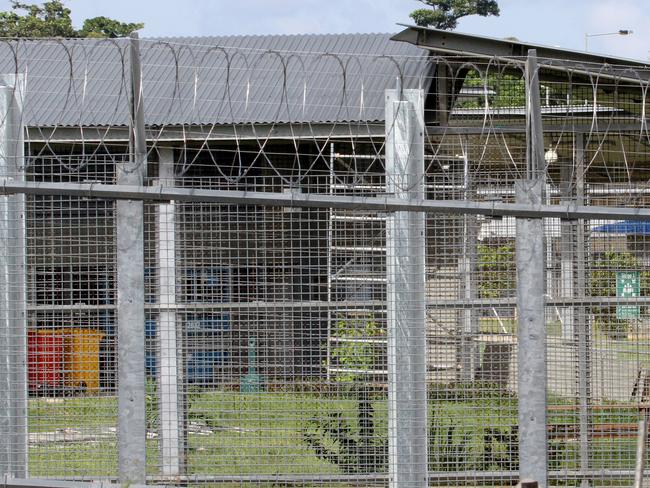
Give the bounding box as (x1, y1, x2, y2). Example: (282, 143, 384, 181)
(1, 33, 650, 488)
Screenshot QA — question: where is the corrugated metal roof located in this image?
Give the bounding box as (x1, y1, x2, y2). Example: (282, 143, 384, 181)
(0, 33, 428, 128)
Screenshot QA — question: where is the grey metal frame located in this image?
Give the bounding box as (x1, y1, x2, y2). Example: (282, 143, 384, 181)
(516, 50, 548, 488)
(0, 75, 27, 479)
(4, 180, 650, 221)
(385, 88, 428, 488)
(155, 148, 183, 477)
(116, 33, 147, 485)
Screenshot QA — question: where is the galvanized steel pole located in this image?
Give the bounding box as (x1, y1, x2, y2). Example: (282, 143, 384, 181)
(156, 147, 183, 477)
(634, 377, 649, 488)
(574, 132, 591, 487)
(459, 142, 479, 383)
(526, 50, 545, 179)
(518, 49, 548, 488)
(117, 32, 147, 484)
(0, 75, 27, 479)
(516, 179, 548, 487)
(385, 88, 428, 488)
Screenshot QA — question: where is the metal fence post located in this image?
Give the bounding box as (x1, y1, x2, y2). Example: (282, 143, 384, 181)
(117, 32, 147, 484)
(516, 179, 547, 487)
(459, 142, 479, 382)
(518, 49, 548, 488)
(385, 88, 427, 488)
(0, 75, 27, 479)
(574, 131, 591, 487)
(156, 147, 183, 477)
(559, 163, 575, 341)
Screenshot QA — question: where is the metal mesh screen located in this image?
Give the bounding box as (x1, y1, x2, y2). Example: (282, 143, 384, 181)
(0, 35, 649, 488)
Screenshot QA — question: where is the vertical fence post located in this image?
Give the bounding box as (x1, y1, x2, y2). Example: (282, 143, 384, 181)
(574, 131, 591, 487)
(117, 32, 147, 485)
(0, 75, 26, 479)
(517, 49, 548, 488)
(156, 147, 183, 477)
(385, 88, 427, 488)
(459, 143, 479, 382)
(559, 163, 574, 341)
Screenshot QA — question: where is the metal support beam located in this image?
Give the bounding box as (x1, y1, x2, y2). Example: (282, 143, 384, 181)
(24, 121, 650, 145)
(156, 148, 182, 476)
(10, 181, 650, 221)
(459, 144, 479, 382)
(117, 32, 147, 485)
(19, 468, 650, 486)
(518, 49, 547, 488)
(559, 162, 575, 341)
(130, 33, 147, 179)
(3, 478, 168, 488)
(574, 132, 591, 487)
(436, 63, 449, 126)
(516, 179, 548, 488)
(392, 25, 649, 84)
(525, 50, 545, 179)
(0, 75, 26, 479)
(634, 373, 649, 488)
(385, 88, 428, 488)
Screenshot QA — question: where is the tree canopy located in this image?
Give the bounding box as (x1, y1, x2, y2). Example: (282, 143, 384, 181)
(0, 1, 143, 38)
(410, 0, 500, 30)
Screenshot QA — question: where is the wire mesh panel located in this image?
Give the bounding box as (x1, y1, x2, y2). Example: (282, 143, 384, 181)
(2, 33, 650, 488)
(24, 153, 120, 478)
(146, 152, 393, 484)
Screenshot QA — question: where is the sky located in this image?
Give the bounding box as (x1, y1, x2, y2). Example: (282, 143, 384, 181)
(0, 0, 648, 61)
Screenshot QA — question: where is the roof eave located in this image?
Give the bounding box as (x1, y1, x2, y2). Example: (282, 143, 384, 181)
(392, 25, 650, 69)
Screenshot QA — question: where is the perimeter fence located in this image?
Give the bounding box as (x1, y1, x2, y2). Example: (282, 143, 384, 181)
(1, 34, 650, 488)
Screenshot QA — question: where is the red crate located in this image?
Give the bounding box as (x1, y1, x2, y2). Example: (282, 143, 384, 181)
(28, 329, 65, 391)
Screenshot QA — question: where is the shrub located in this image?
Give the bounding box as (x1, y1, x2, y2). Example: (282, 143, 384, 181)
(478, 243, 515, 299)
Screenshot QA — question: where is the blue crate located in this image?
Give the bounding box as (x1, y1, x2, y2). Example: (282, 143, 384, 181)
(145, 319, 157, 338)
(185, 313, 230, 332)
(145, 351, 157, 377)
(186, 350, 228, 382)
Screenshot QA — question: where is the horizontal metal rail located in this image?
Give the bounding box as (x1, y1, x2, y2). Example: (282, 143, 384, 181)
(24, 296, 650, 313)
(4, 478, 165, 488)
(41, 469, 650, 485)
(426, 295, 650, 309)
(5, 181, 650, 220)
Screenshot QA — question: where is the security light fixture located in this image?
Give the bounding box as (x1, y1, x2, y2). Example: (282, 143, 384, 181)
(544, 147, 559, 164)
(585, 29, 633, 52)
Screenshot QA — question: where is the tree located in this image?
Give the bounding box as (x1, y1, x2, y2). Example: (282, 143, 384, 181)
(79, 16, 144, 38)
(410, 0, 500, 30)
(0, 1, 143, 38)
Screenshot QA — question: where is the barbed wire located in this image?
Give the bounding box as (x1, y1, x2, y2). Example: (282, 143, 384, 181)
(0, 36, 645, 204)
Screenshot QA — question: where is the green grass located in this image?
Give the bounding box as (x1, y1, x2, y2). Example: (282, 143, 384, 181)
(25, 388, 649, 481)
(479, 317, 516, 334)
(605, 338, 650, 365)
(29, 441, 117, 477)
(186, 390, 354, 475)
(29, 439, 160, 478)
(29, 395, 117, 433)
